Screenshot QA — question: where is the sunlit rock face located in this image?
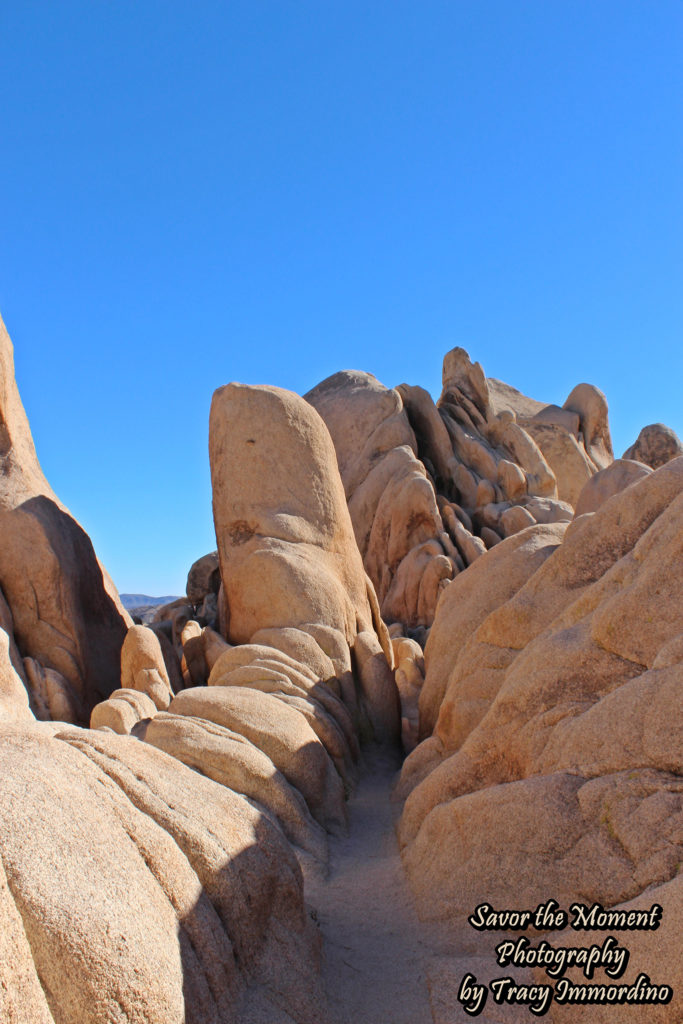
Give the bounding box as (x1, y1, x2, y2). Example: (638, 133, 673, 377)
(0, 315, 130, 726)
(1, 309, 680, 1023)
(397, 458, 683, 1022)
(307, 348, 611, 636)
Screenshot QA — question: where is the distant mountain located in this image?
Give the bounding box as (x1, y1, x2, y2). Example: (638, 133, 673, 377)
(119, 594, 182, 610)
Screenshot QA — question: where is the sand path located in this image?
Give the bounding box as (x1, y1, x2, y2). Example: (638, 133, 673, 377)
(304, 745, 446, 1024)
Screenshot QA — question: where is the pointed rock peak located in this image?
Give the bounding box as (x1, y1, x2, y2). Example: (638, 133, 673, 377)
(441, 346, 490, 416)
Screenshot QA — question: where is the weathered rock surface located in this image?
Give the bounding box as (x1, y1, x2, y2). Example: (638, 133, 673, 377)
(0, 318, 131, 723)
(186, 550, 221, 607)
(209, 381, 398, 743)
(120, 624, 175, 710)
(562, 382, 613, 468)
(0, 496, 129, 720)
(140, 711, 329, 861)
(0, 588, 33, 723)
(392, 636, 425, 752)
(307, 350, 616, 634)
(0, 722, 329, 1023)
(0, 314, 58, 511)
(415, 522, 567, 744)
(623, 422, 683, 470)
(90, 687, 157, 734)
(399, 459, 683, 950)
(212, 383, 374, 642)
(574, 457, 652, 516)
(520, 418, 595, 506)
(306, 370, 452, 629)
(170, 687, 348, 835)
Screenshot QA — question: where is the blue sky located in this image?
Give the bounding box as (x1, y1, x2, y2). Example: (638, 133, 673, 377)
(1, 1, 681, 594)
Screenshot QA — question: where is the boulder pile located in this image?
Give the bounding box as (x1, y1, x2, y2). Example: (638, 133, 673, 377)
(306, 348, 618, 634)
(1, 309, 680, 1023)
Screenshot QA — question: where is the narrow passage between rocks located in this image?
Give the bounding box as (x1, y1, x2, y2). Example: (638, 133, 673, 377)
(304, 746, 445, 1024)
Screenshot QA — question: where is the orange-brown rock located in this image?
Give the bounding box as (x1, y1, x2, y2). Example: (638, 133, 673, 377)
(0, 497, 129, 721)
(209, 382, 398, 742)
(170, 686, 348, 834)
(399, 460, 683, 945)
(623, 422, 683, 470)
(306, 371, 452, 629)
(0, 722, 329, 1023)
(0, 317, 131, 723)
(120, 624, 174, 710)
(574, 457, 652, 516)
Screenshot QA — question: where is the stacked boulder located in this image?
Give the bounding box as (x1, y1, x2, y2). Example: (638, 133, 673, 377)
(103, 384, 400, 859)
(306, 348, 610, 635)
(3, 307, 681, 1023)
(306, 370, 452, 636)
(91, 384, 401, 871)
(0, 324, 347, 1022)
(623, 422, 683, 470)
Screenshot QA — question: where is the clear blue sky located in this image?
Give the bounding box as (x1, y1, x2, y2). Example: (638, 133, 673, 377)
(1, 1, 681, 594)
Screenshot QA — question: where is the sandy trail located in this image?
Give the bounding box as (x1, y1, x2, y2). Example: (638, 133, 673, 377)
(304, 745, 447, 1024)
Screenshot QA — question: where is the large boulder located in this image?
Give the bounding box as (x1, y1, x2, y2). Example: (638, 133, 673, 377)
(120, 624, 175, 710)
(306, 370, 453, 629)
(0, 496, 129, 720)
(623, 422, 683, 470)
(0, 722, 329, 1023)
(186, 551, 221, 607)
(170, 686, 347, 835)
(211, 382, 376, 646)
(209, 382, 399, 743)
(520, 419, 596, 506)
(90, 688, 157, 734)
(0, 314, 57, 511)
(0, 634, 32, 725)
(574, 457, 652, 516)
(140, 711, 328, 862)
(562, 382, 613, 469)
(0, 316, 131, 723)
(415, 522, 567, 743)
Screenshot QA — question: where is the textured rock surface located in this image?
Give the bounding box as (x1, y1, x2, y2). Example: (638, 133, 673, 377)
(574, 457, 652, 516)
(209, 381, 398, 743)
(90, 687, 157, 734)
(0, 315, 58, 511)
(623, 422, 683, 469)
(186, 550, 221, 607)
(120, 624, 175, 710)
(399, 460, 683, 947)
(170, 686, 348, 835)
(308, 350, 615, 634)
(306, 370, 451, 629)
(415, 522, 567, 744)
(0, 318, 131, 723)
(141, 711, 328, 861)
(211, 383, 376, 643)
(0, 722, 329, 1023)
(0, 497, 129, 720)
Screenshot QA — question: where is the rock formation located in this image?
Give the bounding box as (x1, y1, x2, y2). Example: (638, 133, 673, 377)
(623, 422, 683, 469)
(398, 459, 682, 970)
(1, 311, 680, 1023)
(0, 316, 130, 724)
(307, 349, 611, 636)
(0, 722, 328, 1023)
